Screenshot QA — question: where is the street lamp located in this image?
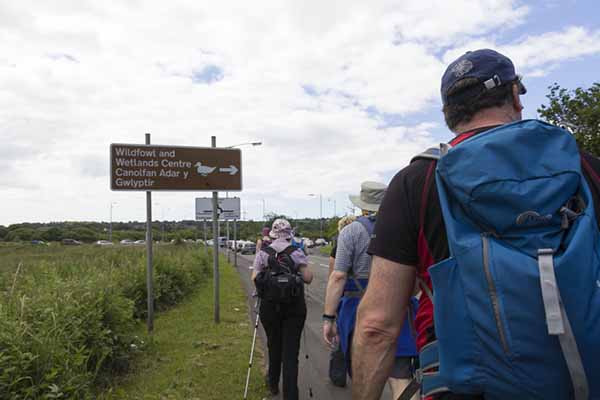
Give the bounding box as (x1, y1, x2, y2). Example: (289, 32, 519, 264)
(224, 141, 262, 265)
(225, 141, 262, 149)
(308, 193, 323, 237)
(109, 202, 117, 242)
(327, 198, 337, 217)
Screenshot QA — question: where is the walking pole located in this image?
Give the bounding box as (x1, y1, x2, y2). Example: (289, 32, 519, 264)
(243, 294, 261, 399)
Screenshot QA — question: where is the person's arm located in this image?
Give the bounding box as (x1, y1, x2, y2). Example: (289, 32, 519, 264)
(322, 269, 347, 346)
(328, 244, 337, 277)
(323, 226, 353, 345)
(256, 238, 262, 253)
(299, 264, 313, 284)
(351, 256, 416, 400)
(251, 251, 264, 281)
(324, 270, 347, 317)
(328, 256, 335, 277)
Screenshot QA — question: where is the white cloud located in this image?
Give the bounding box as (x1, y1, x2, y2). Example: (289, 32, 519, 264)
(1, 0, 599, 224)
(443, 26, 600, 77)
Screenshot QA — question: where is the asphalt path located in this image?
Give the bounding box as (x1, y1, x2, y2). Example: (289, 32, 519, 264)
(233, 248, 392, 399)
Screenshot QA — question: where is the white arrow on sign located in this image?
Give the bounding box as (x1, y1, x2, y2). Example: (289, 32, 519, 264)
(219, 165, 238, 175)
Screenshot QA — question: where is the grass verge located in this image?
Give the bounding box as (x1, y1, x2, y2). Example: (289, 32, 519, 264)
(319, 244, 333, 257)
(100, 257, 268, 400)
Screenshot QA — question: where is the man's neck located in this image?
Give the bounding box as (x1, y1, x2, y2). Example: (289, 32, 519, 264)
(453, 107, 520, 135)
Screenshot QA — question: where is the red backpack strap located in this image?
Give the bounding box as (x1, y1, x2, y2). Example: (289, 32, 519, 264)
(420, 161, 437, 228)
(581, 154, 600, 185)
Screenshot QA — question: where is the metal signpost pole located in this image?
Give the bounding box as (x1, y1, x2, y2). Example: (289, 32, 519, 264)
(211, 136, 220, 324)
(109, 202, 113, 241)
(145, 133, 154, 333)
(204, 219, 208, 256)
(233, 218, 238, 268)
(227, 219, 230, 262)
(319, 193, 323, 237)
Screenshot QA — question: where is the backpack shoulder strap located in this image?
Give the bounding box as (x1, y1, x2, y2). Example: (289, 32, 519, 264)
(356, 216, 376, 238)
(282, 245, 298, 256)
(410, 147, 440, 164)
(262, 246, 276, 256)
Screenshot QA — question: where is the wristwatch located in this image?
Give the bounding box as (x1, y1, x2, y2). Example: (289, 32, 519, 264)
(322, 313, 336, 322)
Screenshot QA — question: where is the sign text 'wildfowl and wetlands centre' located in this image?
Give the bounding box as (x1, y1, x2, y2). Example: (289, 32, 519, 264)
(110, 144, 242, 191)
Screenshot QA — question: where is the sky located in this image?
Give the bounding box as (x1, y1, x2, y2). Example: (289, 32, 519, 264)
(2, 0, 600, 225)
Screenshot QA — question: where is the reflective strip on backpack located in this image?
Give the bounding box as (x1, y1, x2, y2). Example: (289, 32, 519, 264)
(416, 276, 434, 305)
(537, 249, 589, 400)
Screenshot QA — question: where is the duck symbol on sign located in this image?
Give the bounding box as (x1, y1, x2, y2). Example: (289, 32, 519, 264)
(194, 162, 216, 176)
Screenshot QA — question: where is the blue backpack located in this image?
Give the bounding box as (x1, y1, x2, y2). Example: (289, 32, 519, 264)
(419, 120, 600, 400)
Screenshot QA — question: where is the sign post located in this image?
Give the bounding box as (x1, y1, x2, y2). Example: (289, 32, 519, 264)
(226, 220, 230, 262)
(203, 219, 208, 256)
(233, 218, 238, 268)
(145, 133, 155, 333)
(211, 136, 220, 323)
(110, 137, 242, 328)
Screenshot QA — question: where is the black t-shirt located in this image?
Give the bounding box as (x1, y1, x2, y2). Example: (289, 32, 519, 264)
(330, 244, 337, 258)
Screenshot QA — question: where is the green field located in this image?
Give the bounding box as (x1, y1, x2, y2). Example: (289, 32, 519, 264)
(0, 243, 266, 399)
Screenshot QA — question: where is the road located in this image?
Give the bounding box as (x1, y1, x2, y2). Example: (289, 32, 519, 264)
(233, 248, 392, 399)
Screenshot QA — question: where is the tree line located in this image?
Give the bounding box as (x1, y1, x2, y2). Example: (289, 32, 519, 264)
(0, 215, 340, 243)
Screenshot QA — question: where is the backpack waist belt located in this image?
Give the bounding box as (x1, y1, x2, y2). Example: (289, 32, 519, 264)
(416, 340, 449, 398)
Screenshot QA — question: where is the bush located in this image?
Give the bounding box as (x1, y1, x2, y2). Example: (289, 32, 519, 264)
(0, 244, 210, 399)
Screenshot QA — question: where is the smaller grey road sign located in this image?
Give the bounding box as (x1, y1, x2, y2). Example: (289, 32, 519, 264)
(196, 197, 241, 220)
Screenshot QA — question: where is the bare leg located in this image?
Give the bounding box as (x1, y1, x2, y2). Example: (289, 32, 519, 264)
(388, 377, 418, 400)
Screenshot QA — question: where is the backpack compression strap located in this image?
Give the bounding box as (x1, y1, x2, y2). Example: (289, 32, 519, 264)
(261, 246, 276, 256)
(262, 245, 299, 273)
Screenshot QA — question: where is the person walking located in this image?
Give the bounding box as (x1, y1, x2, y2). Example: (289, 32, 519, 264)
(256, 226, 271, 253)
(352, 49, 600, 400)
(323, 182, 418, 399)
(327, 215, 356, 387)
(252, 218, 313, 399)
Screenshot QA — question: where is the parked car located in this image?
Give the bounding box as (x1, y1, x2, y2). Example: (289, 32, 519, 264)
(62, 238, 82, 245)
(240, 243, 256, 255)
(134, 240, 146, 245)
(315, 238, 328, 246)
(235, 240, 250, 251)
(95, 240, 114, 246)
(31, 240, 46, 245)
(120, 239, 135, 245)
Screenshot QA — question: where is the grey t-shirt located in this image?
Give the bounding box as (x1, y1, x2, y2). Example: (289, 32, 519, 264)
(334, 220, 372, 279)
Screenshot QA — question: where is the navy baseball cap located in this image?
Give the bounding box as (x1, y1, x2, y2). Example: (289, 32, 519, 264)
(441, 49, 526, 105)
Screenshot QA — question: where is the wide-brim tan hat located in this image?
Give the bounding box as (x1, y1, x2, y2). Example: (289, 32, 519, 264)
(349, 181, 387, 212)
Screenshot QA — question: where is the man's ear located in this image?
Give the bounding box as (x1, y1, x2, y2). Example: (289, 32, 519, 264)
(512, 83, 524, 112)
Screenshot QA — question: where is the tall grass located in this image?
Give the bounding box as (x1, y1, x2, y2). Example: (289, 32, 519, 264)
(0, 244, 210, 399)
